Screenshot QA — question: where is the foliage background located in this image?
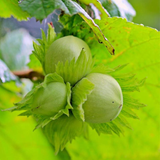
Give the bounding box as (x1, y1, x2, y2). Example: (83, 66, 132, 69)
(0, 0, 159, 160)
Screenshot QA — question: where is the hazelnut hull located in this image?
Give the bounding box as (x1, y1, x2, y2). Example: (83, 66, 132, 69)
(31, 82, 68, 116)
(44, 36, 92, 74)
(72, 73, 123, 123)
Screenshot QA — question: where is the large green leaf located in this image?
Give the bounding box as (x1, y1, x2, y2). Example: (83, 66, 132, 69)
(93, 17, 160, 85)
(19, 0, 114, 54)
(51, 15, 160, 158)
(0, 0, 29, 20)
(93, 17, 160, 142)
(64, 17, 160, 160)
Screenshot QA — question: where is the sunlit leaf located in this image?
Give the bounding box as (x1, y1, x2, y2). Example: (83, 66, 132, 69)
(0, 0, 29, 20)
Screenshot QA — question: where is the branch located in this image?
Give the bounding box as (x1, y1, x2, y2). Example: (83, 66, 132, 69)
(12, 69, 44, 81)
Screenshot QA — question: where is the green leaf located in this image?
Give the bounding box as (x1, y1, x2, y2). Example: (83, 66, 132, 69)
(0, 29, 34, 71)
(92, 18, 160, 126)
(43, 114, 88, 154)
(114, 115, 132, 129)
(90, 64, 129, 75)
(0, 0, 29, 20)
(89, 120, 124, 136)
(0, 60, 18, 84)
(27, 53, 42, 72)
(91, 18, 160, 109)
(121, 108, 139, 119)
(94, 18, 160, 69)
(56, 148, 71, 160)
(19, 0, 114, 54)
(55, 49, 94, 85)
(123, 94, 146, 110)
(91, 64, 115, 74)
(59, 14, 94, 42)
(72, 78, 95, 121)
(31, 24, 56, 72)
(100, 0, 136, 21)
(107, 121, 123, 136)
(89, 123, 112, 135)
(51, 9, 64, 34)
(114, 74, 146, 92)
(43, 73, 64, 85)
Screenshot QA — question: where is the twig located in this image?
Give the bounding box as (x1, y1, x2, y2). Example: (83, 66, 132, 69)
(12, 69, 44, 81)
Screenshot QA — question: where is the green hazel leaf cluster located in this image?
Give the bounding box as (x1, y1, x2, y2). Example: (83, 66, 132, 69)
(6, 25, 145, 154)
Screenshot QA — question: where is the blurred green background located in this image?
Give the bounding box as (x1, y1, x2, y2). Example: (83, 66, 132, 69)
(0, 0, 160, 160)
(129, 0, 160, 30)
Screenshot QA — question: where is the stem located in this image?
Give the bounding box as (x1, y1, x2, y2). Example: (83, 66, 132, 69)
(12, 69, 44, 81)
